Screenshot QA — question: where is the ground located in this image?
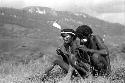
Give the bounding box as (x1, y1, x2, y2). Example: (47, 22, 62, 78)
(0, 47, 125, 83)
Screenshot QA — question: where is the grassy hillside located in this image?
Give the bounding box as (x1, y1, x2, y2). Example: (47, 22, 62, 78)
(0, 7, 125, 83)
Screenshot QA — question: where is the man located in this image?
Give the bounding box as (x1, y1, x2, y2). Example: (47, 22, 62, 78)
(75, 25, 111, 76)
(42, 29, 89, 81)
(57, 29, 90, 78)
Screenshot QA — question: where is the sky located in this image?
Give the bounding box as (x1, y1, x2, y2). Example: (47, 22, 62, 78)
(0, 0, 125, 25)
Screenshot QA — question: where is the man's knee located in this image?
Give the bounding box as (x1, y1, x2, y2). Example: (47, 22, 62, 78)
(91, 53, 100, 64)
(54, 60, 69, 72)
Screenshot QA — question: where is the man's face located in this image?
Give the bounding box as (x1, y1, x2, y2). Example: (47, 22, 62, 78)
(62, 34, 72, 44)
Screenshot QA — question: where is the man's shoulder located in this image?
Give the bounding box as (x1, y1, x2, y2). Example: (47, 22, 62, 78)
(91, 34, 101, 38)
(91, 35, 108, 50)
(91, 35, 104, 43)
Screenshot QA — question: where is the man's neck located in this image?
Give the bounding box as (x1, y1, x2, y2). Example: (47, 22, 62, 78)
(64, 41, 74, 47)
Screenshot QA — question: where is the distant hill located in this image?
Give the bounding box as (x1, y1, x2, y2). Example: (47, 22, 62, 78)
(0, 7, 125, 83)
(0, 6, 125, 53)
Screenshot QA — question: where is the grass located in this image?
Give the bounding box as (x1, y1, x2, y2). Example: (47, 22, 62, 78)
(0, 7, 125, 83)
(0, 45, 125, 83)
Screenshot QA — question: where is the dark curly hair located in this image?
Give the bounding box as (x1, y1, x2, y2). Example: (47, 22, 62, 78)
(75, 25, 93, 39)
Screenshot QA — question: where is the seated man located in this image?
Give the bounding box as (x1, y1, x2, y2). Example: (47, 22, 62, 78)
(75, 25, 111, 76)
(57, 29, 90, 78)
(42, 29, 89, 80)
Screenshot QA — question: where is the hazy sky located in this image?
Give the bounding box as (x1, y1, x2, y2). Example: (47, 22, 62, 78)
(0, 0, 125, 25)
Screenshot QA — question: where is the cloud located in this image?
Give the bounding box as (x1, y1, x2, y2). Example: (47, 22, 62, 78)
(88, 0, 125, 25)
(0, 0, 119, 9)
(0, 0, 124, 12)
(0, 0, 124, 24)
(24, 0, 74, 8)
(90, 0, 125, 13)
(96, 13, 125, 25)
(0, 0, 25, 8)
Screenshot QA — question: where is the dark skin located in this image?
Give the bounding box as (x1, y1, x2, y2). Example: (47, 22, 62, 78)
(42, 34, 75, 79)
(78, 34, 111, 76)
(41, 34, 74, 80)
(42, 34, 89, 80)
(61, 34, 89, 77)
(79, 35, 109, 55)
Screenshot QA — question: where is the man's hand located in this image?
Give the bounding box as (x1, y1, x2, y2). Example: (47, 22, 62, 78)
(78, 45, 95, 53)
(56, 48, 63, 55)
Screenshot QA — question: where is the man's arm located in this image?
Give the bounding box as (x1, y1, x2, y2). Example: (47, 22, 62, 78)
(93, 35, 109, 55)
(95, 35, 111, 73)
(79, 35, 109, 56)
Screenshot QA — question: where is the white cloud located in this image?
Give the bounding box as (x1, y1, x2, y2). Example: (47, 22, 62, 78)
(1, 0, 121, 8)
(0, 0, 25, 8)
(96, 13, 125, 25)
(23, 0, 74, 8)
(0, 0, 124, 24)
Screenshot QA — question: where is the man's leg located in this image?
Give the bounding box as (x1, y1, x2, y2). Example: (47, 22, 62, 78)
(91, 53, 110, 76)
(41, 62, 55, 81)
(54, 59, 69, 73)
(42, 56, 69, 81)
(105, 55, 111, 76)
(91, 53, 104, 76)
(69, 58, 89, 78)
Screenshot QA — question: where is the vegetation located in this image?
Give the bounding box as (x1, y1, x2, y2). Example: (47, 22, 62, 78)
(0, 7, 125, 83)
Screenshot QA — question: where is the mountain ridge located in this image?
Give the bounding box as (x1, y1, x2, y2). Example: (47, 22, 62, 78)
(0, 6, 125, 47)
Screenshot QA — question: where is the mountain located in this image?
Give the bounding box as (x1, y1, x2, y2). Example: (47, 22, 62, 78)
(0, 6, 125, 83)
(0, 6, 125, 52)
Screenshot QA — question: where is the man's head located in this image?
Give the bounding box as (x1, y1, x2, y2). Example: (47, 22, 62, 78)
(75, 25, 93, 39)
(61, 29, 76, 44)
